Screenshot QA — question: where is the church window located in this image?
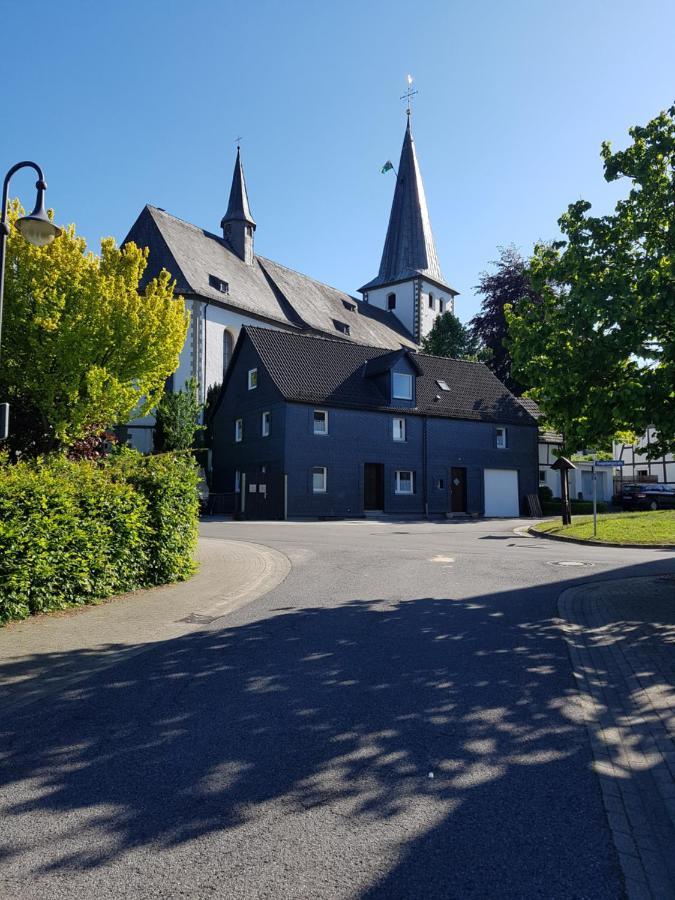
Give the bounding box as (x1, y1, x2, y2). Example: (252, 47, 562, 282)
(223, 330, 234, 376)
(387, 293, 396, 310)
(438, 299, 444, 313)
(248, 368, 258, 390)
(428, 293, 434, 309)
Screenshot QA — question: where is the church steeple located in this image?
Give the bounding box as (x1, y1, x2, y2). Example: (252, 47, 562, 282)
(221, 146, 256, 264)
(358, 103, 457, 343)
(360, 117, 447, 292)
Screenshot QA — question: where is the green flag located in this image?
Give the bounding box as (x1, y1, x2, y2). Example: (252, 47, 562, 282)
(381, 160, 394, 174)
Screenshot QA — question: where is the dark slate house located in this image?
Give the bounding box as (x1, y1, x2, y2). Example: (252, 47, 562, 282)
(212, 326, 539, 519)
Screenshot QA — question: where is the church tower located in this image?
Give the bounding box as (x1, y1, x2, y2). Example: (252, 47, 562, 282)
(359, 112, 457, 343)
(221, 146, 256, 265)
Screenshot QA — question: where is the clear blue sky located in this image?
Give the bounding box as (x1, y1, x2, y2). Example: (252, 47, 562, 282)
(2, 0, 674, 321)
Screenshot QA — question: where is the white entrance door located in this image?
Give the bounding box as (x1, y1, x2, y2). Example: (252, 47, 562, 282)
(484, 469, 520, 517)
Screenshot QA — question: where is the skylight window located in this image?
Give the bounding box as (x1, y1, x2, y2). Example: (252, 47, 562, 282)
(436, 380, 450, 391)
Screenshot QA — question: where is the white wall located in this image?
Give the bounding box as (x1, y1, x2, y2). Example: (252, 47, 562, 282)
(126, 299, 293, 452)
(613, 429, 675, 483)
(419, 280, 455, 341)
(365, 281, 416, 338)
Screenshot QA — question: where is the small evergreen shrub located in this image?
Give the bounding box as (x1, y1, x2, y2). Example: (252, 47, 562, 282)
(538, 485, 553, 502)
(0, 449, 199, 624)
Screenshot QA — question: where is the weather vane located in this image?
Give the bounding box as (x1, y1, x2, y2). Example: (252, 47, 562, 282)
(400, 74, 418, 118)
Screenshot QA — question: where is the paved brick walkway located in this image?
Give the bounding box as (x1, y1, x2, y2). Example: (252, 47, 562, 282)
(559, 575, 675, 899)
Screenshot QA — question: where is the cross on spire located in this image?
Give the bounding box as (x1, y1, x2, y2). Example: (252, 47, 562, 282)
(400, 74, 418, 119)
(234, 135, 243, 149)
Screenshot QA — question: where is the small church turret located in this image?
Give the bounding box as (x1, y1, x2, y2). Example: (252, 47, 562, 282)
(359, 84, 457, 343)
(221, 146, 256, 265)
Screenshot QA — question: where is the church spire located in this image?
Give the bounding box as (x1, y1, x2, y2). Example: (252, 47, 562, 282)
(221, 145, 256, 264)
(359, 116, 449, 293)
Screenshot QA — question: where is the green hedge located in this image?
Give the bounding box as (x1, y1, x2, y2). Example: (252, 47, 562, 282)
(542, 499, 608, 516)
(0, 450, 199, 623)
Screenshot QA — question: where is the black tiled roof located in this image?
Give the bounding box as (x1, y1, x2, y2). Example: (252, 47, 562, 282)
(243, 327, 537, 426)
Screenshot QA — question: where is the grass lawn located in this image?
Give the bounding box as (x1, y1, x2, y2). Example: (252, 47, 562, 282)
(533, 510, 675, 545)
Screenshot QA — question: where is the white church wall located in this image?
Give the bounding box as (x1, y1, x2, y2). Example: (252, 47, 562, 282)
(419, 280, 455, 340)
(365, 282, 416, 338)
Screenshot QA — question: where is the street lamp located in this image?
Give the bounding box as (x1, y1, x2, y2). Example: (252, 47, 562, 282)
(0, 161, 61, 440)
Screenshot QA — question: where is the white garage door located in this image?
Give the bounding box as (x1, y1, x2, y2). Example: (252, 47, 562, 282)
(484, 469, 520, 517)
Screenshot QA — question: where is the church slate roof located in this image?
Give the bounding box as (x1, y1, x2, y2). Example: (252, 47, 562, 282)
(359, 120, 456, 294)
(238, 326, 537, 426)
(124, 205, 417, 350)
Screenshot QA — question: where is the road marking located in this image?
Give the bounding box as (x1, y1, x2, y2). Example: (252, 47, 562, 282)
(430, 555, 455, 563)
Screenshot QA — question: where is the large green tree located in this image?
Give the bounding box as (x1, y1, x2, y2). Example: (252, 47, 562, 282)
(421, 311, 478, 359)
(0, 202, 189, 455)
(508, 105, 675, 456)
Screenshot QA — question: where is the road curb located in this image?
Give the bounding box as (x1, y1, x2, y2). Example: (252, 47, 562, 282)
(526, 526, 674, 551)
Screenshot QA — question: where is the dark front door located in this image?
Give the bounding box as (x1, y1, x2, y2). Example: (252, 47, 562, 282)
(450, 466, 467, 513)
(364, 463, 385, 511)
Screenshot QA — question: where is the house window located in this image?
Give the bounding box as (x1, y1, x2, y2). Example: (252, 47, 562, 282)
(235, 418, 243, 442)
(393, 417, 406, 442)
(496, 426, 507, 449)
(437, 478, 445, 490)
(248, 368, 258, 390)
(312, 466, 327, 493)
(539, 469, 546, 483)
(313, 409, 328, 435)
(395, 470, 414, 494)
(428, 293, 434, 309)
(438, 299, 444, 313)
(392, 372, 413, 400)
(234, 470, 241, 492)
(387, 293, 396, 310)
(261, 411, 270, 437)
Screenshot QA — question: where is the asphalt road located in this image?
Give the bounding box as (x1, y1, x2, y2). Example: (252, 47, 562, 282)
(1, 517, 673, 899)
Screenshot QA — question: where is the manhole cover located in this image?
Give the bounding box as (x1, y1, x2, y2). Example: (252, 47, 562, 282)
(547, 561, 595, 568)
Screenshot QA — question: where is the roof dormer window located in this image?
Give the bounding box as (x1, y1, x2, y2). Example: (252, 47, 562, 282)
(392, 372, 413, 401)
(209, 274, 229, 294)
(333, 319, 351, 336)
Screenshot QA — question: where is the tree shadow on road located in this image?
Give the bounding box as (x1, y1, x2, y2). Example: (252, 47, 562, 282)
(0, 559, 672, 897)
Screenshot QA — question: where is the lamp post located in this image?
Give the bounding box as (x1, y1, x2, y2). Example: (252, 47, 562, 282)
(0, 161, 61, 440)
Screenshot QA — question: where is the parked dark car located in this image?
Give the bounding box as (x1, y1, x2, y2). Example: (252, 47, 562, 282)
(622, 483, 675, 511)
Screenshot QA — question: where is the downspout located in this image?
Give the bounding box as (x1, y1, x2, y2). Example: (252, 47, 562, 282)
(423, 415, 429, 518)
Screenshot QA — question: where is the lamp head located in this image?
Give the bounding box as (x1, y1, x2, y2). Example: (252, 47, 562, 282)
(15, 180, 61, 247)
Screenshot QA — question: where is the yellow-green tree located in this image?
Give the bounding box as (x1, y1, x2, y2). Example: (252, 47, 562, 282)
(0, 202, 188, 454)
